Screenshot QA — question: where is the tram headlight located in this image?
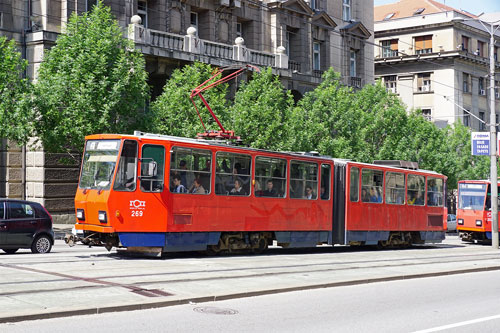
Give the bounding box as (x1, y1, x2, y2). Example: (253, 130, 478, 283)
(76, 209, 85, 221)
(476, 220, 482, 226)
(458, 219, 464, 225)
(98, 211, 107, 223)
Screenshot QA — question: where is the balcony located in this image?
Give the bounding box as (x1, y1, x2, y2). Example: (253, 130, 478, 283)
(128, 23, 289, 73)
(349, 76, 362, 88)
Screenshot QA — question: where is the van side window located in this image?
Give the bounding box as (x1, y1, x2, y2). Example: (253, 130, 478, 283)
(290, 161, 318, 199)
(215, 152, 251, 196)
(385, 172, 405, 205)
(407, 174, 425, 205)
(140, 145, 165, 193)
(255, 156, 287, 198)
(170, 147, 211, 194)
(0, 202, 4, 219)
(361, 169, 383, 203)
(320, 164, 331, 200)
(350, 167, 359, 202)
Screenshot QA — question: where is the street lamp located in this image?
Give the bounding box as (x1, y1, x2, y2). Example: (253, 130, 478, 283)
(453, 15, 500, 249)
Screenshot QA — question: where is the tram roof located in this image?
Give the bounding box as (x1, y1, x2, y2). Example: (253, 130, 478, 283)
(85, 132, 445, 177)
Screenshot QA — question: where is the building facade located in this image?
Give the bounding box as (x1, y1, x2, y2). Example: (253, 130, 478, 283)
(0, 0, 374, 222)
(374, 0, 500, 130)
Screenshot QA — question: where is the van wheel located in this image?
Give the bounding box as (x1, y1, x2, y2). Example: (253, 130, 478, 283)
(2, 248, 18, 254)
(31, 235, 52, 254)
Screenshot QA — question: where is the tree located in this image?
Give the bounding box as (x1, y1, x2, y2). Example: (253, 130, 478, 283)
(230, 67, 294, 150)
(151, 62, 229, 138)
(289, 69, 363, 158)
(33, 3, 149, 153)
(0, 36, 33, 144)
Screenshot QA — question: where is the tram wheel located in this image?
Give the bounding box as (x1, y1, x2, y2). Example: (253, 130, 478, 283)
(252, 237, 268, 254)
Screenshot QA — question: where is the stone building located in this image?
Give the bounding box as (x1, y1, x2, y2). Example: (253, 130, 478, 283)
(0, 0, 374, 222)
(374, 0, 500, 129)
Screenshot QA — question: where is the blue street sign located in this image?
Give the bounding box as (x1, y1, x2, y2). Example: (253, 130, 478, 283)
(471, 132, 490, 156)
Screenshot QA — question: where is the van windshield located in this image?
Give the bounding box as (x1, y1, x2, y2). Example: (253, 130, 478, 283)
(79, 140, 120, 190)
(458, 183, 486, 210)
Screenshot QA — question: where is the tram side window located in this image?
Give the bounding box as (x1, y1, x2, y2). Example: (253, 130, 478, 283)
(140, 145, 165, 193)
(350, 167, 359, 202)
(385, 172, 405, 205)
(320, 164, 331, 200)
(255, 156, 287, 198)
(215, 152, 251, 196)
(407, 174, 425, 206)
(361, 169, 383, 203)
(169, 147, 211, 194)
(427, 177, 444, 207)
(113, 140, 138, 191)
(290, 161, 318, 199)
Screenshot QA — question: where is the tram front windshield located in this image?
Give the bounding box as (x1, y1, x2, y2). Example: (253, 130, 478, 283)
(79, 140, 121, 190)
(458, 183, 487, 210)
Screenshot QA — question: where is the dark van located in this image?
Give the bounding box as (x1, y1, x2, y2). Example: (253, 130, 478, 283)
(0, 199, 54, 254)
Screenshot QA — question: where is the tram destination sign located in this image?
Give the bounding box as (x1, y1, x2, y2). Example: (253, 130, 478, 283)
(471, 132, 490, 156)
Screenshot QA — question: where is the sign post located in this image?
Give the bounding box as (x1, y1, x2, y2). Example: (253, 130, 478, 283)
(471, 132, 490, 156)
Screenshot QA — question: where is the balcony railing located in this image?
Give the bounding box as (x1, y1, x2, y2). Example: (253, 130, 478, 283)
(149, 31, 184, 51)
(203, 40, 233, 60)
(289, 60, 301, 73)
(249, 50, 275, 67)
(349, 77, 362, 88)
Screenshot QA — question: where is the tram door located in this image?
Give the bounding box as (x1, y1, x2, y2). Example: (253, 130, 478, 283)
(332, 162, 346, 244)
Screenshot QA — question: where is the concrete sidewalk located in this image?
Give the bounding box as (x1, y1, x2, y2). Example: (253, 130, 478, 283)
(1, 234, 499, 323)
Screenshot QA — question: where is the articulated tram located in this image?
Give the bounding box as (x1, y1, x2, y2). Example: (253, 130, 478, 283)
(70, 131, 447, 255)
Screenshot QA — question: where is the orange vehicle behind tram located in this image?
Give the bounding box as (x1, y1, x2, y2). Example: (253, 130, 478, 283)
(71, 131, 447, 255)
(456, 180, 499, 243)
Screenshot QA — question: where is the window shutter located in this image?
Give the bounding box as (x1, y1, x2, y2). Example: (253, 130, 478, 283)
(415, 36, 423, 50)
(390, 39, 398, 51)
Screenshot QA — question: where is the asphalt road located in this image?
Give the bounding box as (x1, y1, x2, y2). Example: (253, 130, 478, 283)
(1, 235, 499, 326)
(1, 270, 499, 333)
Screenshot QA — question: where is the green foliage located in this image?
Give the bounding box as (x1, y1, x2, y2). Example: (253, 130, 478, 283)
(289, 69, 363, 158)
(230, 68, 294, 150)
(33, 3, 149, 152)
(0, 36, 33, 144)
(151, 62, 229, 137)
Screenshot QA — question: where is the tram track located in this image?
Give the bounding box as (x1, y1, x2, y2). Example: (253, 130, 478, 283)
(0, 251, 498, 298)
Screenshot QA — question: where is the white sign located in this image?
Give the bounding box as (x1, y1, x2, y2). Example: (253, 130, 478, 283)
(471, 132, 490, 156)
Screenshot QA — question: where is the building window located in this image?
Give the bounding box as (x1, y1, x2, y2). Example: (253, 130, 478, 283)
(417, 73, 431, 92)
(350, 50, 357, 77)
(285, 31, 290, 57)
(461, 36, 470, 52)
(496, 80, 500, 99)
(479, 77, 485, 95)
(384, 13, 395, 20)
(384, 75, 397, 93)
(86, 0, 97, 12)
(313, 42, 321, 71)
(413, 8, 425, 15)
(236, 22, 242, 37)
(310, 0, 317, 10)
(415, 35, 432, 54)
(190, 12, 198, 35)
(381, 39, 398, 57)
(495, 47, 498, 62)
(422, 109, 432, 121)
(477, 41, 485, 57)
(343, 0, 351, 21)
(479, 111, 485, 131)
(137, 1, 148, 28)
(463, 73, 470, 93)
(463, 110, 470, 127)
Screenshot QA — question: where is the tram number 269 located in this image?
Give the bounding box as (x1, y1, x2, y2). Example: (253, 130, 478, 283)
(131, 210, 144, 217)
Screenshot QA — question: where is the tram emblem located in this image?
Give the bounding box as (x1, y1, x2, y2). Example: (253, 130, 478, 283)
(130, 200, 146, 209)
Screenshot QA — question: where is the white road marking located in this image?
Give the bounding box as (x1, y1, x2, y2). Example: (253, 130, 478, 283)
(413, 314, 500, 333)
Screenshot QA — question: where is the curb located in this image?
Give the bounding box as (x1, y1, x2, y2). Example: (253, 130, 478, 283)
(2, 265, 500, 324)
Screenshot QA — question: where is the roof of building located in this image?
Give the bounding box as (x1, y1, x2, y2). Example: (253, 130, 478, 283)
(374, 0, 477, 22)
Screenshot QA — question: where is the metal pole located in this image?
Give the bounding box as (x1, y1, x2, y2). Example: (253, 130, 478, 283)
(489, 24, 499, 249)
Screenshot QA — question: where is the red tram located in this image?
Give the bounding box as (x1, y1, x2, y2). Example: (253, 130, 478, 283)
(456, 180, 499, 242)
(71, 131, 447, 255)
